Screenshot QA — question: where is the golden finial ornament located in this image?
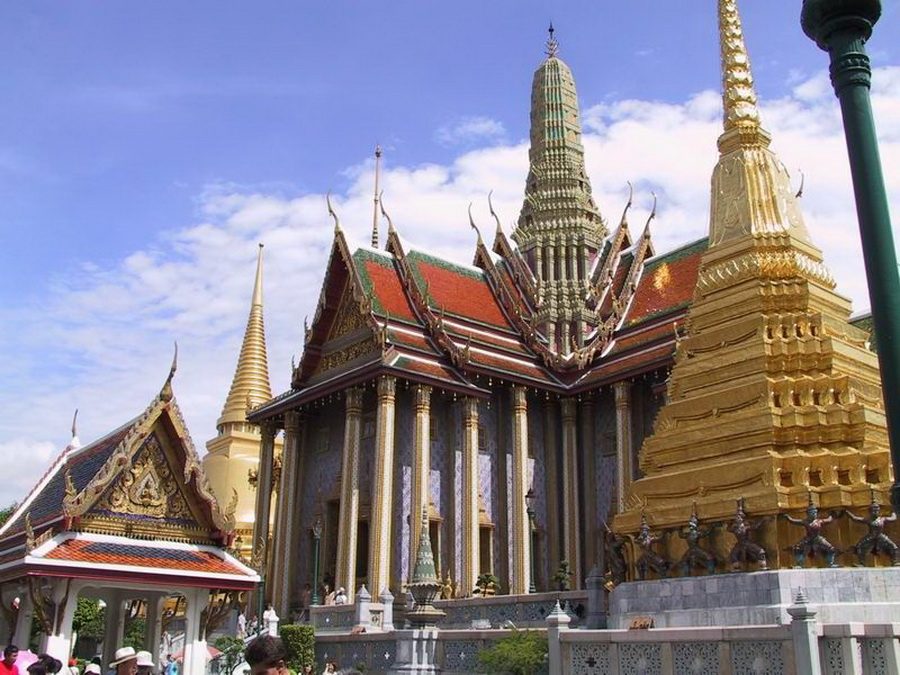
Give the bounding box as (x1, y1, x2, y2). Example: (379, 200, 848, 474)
(160, 341, 178, 403)
(488, 190, 503, 235)
(718, 0, 762, 138)
(379, 190, 395, 234)
(372, 145, 382, 248)
(326, 190, 341, 233)
(468, 203, 483, 244)
(545, 22, 559, 59)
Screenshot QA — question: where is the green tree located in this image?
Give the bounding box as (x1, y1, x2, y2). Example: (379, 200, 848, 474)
(279, 625, 315, 672)
(73, 599, 106, 641)
(213, 637, 245, 675)
(0, 503, 17, 528)
(477, 630, 548, 675)
(122, 617, 146, 651)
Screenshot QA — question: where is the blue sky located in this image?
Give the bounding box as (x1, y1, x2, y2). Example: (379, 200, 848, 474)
(1, 1, 898, 507)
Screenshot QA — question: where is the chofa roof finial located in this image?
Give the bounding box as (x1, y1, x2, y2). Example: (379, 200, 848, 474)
(160, 341, 178, 402)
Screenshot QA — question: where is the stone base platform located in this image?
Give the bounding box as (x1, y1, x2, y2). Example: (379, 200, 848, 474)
(608, 567, 900, 628)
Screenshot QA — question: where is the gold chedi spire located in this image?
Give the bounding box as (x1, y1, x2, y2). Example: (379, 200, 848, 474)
(710, 0, 813, 248)
(217, 243, 273, 430)
(612, 0, 888, 574)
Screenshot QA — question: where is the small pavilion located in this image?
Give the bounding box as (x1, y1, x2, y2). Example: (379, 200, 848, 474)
(0, 356, 258, 675)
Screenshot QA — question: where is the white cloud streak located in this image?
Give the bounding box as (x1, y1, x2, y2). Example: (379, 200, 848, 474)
(1, 68, 898, 507)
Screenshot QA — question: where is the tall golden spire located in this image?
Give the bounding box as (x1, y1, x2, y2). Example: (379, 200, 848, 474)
(217, 243, 273, 430)
(709, 0, 813, 247)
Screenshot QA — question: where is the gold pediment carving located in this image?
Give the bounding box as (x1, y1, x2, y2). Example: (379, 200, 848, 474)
(328, 283, 369, 341)
(92, 433, 196, 525)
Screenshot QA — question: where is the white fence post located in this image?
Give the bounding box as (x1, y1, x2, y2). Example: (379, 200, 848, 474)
(546, 600, 571, 675)
(787, 589, 821, 675)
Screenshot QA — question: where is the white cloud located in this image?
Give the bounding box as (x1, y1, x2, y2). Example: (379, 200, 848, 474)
(1, 67, 899, 507)
(436, 116, 507, 147)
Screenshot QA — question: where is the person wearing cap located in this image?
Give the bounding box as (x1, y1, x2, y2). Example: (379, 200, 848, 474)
(333, 588, 348, 606)
(109, 648, 137, 675)
(84, 664, 101, 675)
(134, 653, 153, 675)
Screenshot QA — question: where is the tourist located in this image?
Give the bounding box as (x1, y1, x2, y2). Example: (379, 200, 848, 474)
(262, 603, 279, 637)
(109, 648, 137, 675)
(237, 611, 247, 639)
(162, 656, 176, 675)
(321, 585, 334, 606)
(26, 664, 45, 675)
(244, 636, 287, 675)
(300, 585, 311, 621)
(0, 646, 19, 675)
(84, 665, 101, 675)
(135, 652, 153, 675)
(67, 659, 79, 675)
(333, 588, 348, 606)
(319, 663, 335, 675)
(36, 656, 61, 675)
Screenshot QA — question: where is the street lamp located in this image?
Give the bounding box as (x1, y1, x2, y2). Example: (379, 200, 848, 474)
(801, 0, 900, 511)
(311, 516, 323, 606)
(525, 489, 537, 593)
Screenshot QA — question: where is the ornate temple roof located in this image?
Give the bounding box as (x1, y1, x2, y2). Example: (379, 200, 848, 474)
(0, 361, 256, 589)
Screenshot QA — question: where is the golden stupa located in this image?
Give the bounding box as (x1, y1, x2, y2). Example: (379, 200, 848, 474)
(613, 0, 892, 569)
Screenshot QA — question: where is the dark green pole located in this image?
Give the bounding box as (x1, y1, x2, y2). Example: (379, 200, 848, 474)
(801, 0, 900, 512)
(311, 517, 323, 606)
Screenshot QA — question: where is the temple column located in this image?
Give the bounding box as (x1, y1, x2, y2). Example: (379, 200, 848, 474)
(535, 248, 544, 284)
(561, 397, 581, 588)
(614, 381, 633, 512)
(145, 595, 164, 662)
(542, 399, 561, 578)
(547, 245, 555, 282)
(273, 410, 303, 617)
(460, 397, 480, 596)
(580, 395, 598, 575)
(336, 387, 364, 601)
(182, 587, 209, 675)
(369, 376, 397, 596)
(409, 385, 433, 579)
(12, 588, 33, 649)
(511, 386, 531, 594)
(252, 421, 277, 561)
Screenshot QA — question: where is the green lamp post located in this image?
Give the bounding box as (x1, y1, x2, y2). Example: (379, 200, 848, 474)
(311, 516, 323, 606)
(526, 489, 537, 593)
(801, 0, 900, 511)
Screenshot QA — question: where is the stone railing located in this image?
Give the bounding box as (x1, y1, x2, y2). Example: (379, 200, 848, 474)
(434, 590, 588, 629)
(820, 623, 900, 675)
(309, 587, 394, 634)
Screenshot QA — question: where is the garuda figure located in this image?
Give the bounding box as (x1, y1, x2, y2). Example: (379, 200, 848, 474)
(635, 512, 669, 580)
(785, 493, 838, 568)
(678, 505, 716, 575)
(848, 493, 899, 566)
(603, 522, 628, 588)
(727, 497, 769, 572)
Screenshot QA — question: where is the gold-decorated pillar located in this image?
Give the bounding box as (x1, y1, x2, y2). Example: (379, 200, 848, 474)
(511, 385, 531, 594)
(335, 387, 364, 600)
(410, 385, 433, 578)
(460, 397, 480, 596)
(542, 399, 561, 577)
(273, 410, 303, 617)
(252, 420, 277, 562)
(614, 381, 633, 512)
(369, 376, 397, 595)
(561, 397, 581, 588)
(580, 395, 597, 575)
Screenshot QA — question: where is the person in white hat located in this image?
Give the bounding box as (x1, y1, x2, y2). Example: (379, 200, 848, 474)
(108, 649, 137, 675)
(134, 653, 153, 675)
(83, 666, 101, 675)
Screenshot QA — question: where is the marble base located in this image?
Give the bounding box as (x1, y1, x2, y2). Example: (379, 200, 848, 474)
(389, 629, 441, 674)
(608, 567, 900, 628)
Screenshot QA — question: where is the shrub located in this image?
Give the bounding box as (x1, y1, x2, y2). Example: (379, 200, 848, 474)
(477, 629, 548, 675)
(280, 624, 315, 671)
(213, 636, 245, 675)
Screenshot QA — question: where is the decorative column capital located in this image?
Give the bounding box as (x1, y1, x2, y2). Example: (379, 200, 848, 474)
(284, 410, 303, 434)
(377, 376, 397, 399)
(560, 397, 577, 421)
(413, 384, 433, 410)
(462, 396, 479, 424)
(512, 385, 528, 412)
(260, 420, 278, 441)
(345, 387, 364, 413)
(613, 380, 632, 407)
